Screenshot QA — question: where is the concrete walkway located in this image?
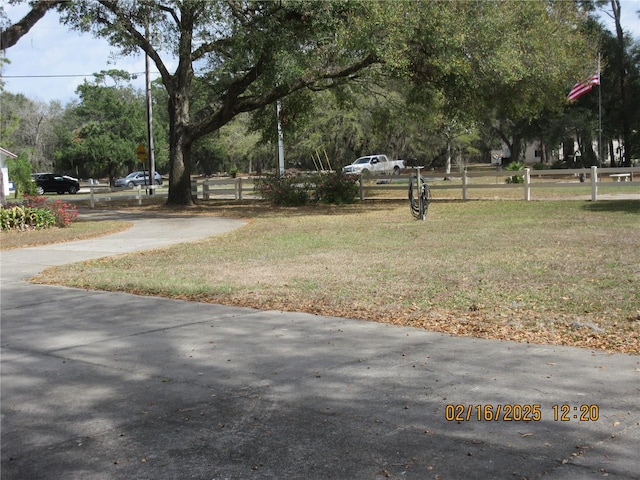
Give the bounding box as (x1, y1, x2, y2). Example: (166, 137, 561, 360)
(1, 210, 638, 479)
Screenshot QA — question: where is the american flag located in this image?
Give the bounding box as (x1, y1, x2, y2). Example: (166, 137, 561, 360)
(567, 72, 600, 101)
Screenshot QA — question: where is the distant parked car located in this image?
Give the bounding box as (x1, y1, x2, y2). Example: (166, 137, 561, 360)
(33, 173, 80, 195)
(115, 171, 163, 188)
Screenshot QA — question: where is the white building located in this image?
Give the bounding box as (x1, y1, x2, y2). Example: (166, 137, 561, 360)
(518, 139, 623, 165)
(1, 146, 18, 197)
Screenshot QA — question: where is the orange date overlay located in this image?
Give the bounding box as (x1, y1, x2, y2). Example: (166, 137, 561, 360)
(444, 404, 600, 422)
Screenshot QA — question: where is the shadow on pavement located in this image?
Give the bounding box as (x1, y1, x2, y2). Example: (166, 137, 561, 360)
(2, 284, 638, 479)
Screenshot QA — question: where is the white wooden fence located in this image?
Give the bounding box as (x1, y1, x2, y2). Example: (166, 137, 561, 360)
(191, 177, 254, 200)
(190, 167, 638, 202)
(86, 184, 165, 208)
(81, 166, 637, 208)
(357, 166, 638, 201)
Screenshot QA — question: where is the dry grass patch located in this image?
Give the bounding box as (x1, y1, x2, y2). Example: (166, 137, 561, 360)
(32, 200, 640, 354)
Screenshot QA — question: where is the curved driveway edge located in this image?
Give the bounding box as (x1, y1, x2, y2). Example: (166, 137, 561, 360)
(1, 210, 247, 284)
(1, 211, 639, 479)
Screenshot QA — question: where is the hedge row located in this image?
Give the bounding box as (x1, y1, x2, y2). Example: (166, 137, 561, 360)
(254, 172, 359, 206)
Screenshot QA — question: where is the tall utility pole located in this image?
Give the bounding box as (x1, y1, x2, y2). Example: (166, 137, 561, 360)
(145, 21, 156, 194)
(276, 100, 284, 176)
(598, 52, 602, 168)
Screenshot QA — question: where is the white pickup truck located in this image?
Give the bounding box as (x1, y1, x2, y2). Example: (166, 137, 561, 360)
(342, 155, 405, 175)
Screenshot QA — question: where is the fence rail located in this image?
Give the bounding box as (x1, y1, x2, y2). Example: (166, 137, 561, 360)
(189, 167, 637, 202)
(190, 177, 255, 200)
(358, 166, 638, 201)
(79, 166, 638, 208)
(85, 184, 166, 208)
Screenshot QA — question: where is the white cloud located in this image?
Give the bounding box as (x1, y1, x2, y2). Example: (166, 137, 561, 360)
(2, 5, 149, 104)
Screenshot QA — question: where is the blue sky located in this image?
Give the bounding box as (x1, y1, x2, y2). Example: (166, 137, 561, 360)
(2, 1, 639, 105)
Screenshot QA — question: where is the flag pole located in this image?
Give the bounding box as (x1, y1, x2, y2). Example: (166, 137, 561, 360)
(598, 51, 602, 167)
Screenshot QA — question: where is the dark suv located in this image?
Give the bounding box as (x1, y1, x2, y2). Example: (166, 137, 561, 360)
(33, 173, 80, 195)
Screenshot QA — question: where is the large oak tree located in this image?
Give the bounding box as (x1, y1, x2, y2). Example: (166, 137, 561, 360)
(53, 0, 406, 206)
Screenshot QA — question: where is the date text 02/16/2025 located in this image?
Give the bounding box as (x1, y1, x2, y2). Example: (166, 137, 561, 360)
(444, 404, 600, 422)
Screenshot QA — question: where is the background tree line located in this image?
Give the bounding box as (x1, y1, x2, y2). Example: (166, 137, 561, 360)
(1, 1, 638, 201)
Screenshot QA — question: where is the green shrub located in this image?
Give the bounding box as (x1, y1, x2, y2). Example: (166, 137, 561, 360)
(505, 161, 525, 184)
(314, 172, 359, 204)
(254, 174, 310, 206)
(532, 162, 550, 170)
(1, 205, 56, 231)
(1, 205, 25, 230)
(33, 208, 58, 228)
(6, 152, 38, 197)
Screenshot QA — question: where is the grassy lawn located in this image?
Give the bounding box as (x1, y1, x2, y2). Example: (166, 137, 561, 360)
(1, 220, 132, 250)
(30, 199, 640, 354)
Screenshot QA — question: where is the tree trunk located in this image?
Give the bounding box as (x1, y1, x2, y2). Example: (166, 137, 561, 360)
(611, 0, 632, 167)
(166, 90, 195, 206)
(510, 135, 523, 164)
(167, 133, 195, 206)
(163, 6, 197, 207)
(608, 140, 615, 167)
(584, 141, 597, 167)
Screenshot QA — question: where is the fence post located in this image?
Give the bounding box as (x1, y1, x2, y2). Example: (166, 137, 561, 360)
(524, 168, 531, 201)
(359, 174, 364, 201)
(237, 177, 243, 200)
(591, 166, 598, 201)
(136, 185, 142, 205)
(462, 169, 468, 201)
(89, 185, 95, 209)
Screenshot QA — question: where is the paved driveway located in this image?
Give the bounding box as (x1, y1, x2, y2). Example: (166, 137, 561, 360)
(1, 211, 638, 479)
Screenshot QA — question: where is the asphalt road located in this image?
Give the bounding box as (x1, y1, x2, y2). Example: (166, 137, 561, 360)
(1, 210, 638, 479)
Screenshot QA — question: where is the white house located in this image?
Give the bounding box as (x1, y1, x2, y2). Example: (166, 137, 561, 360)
(504, 139, 623, 166)
(1, 146, 18, 197)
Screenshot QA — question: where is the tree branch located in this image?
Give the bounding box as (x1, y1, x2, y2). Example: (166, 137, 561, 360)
(1, 0, 65, 50)
(190, 53, 380, 140)
(96, 0, 172, 87)
(191, 38, 234, 63)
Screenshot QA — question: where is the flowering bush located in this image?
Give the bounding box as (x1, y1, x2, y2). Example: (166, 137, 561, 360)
(314, 172, 359, 204)
(24, 195, 78, 227)
(254, 174, 310, 206)
(0, 195, 78, 231)
(22, 194, 48, 209)
(48, 199, 79, 226)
